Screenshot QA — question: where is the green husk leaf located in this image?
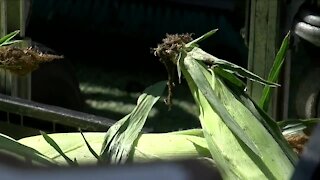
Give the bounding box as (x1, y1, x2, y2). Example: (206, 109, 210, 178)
(180, 53, 294, 179)
(188, 47, 279, 87)
(186, 29, 218, 48)
(226, 80, 298, 164)
(0, 30, 20, 46)
(211, 30, 297, 164)
(213, 66, 246, 90)
(279, 118, 320, 136)
(100, 81, 166, 164)
(177, 53, 182, 83)
(217, 66, 297, 164)
(40, 131, 77, 166)
(166, 128, 204, 137)
(259, 32, 291, 111)
(19, 132, 211, 165)
(182, 55, 260, 156)
(79, 129, 102, 162)
(1, 40, 22, 46)
(0, 133, 56, 166)
(279, 118, 320, 129)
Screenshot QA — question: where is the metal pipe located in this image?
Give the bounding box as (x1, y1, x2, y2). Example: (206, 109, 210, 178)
(0, 0, 10, 95)
(0, 93, 118, 131)
(10, 0, 31, 100)
(0, 0, 7, 36)
(1, 0, 32, 99)
(19, 0, 26, 37)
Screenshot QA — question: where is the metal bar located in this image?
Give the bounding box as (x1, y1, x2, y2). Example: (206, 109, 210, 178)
(165, 0, 235, 10)
(11, 73, 31, 100)
(281, 50, 292, 120)
(19, 0, 26, 37)
(0, 0, 10, 96)
(0, 93, 118, 131)
(7, 0, 21, 32)
(8, 0, 31, 100)
(281, 0, 306, 120)
(241, 0, 251, 46)
(0, 0, 7, 36)
(1, 0, 32, 99)
(10, 40, 31, 100)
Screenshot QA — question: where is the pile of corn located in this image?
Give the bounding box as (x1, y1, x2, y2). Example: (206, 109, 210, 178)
(0, 30, 298, 179)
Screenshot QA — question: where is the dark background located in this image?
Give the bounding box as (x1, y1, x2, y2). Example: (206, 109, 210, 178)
(26, 0, 248, 70)
(23, 0, 249, 132)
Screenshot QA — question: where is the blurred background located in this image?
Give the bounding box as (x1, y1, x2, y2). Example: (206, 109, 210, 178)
(2, 0, 319, 134)
(23, 0, 248, 132)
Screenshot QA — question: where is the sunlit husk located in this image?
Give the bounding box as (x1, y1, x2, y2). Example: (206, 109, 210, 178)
(18, 132, 211, 165)
(181, 57, 293, 179)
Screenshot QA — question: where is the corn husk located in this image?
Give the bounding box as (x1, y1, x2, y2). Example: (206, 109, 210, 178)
(180, 54, 294, 179)
(18, 132, 211, 165)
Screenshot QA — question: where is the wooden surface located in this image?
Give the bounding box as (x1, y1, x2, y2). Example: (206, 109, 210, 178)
(247, 0, 281, 118)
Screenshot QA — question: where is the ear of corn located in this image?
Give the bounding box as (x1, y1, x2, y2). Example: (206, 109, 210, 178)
(229, 82, 298, 164)
(80, 129, 102, 162)
(0, 133, 57, 166)
(182, 55, 261, 157)
(131, 131, 210, 162)
(18, 132, 211, 165)
(99, 81, 166, 164)
(180, 53, 294, 179)
(40, 130, 78, 166)
(18, 80, 212, 166)
(12, 30, 299, 180)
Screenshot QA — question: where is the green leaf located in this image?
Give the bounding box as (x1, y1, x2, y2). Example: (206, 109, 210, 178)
(19, 132, 210, 165)
(100, 81, 166, 164)
(188, 47, 279, 87)
(1, 40, 22, 46)
(183, 55, 261, 156)
(181, 56, 293, 179)
(213, 66, 246, 90)
(279, 118, 320, 136)
(186, 29, 218, 48)
(259, 32, 291, 111)
(79, 129, 102, 163)
(0, 30, 20, 46)
(225, 82, 298, 164)
(166, 128, 204, 137)
(0, 133, 57, 166)
(40, 131, 77, 166)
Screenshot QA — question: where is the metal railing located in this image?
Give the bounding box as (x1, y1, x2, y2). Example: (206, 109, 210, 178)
(0, 93, 118, 131)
